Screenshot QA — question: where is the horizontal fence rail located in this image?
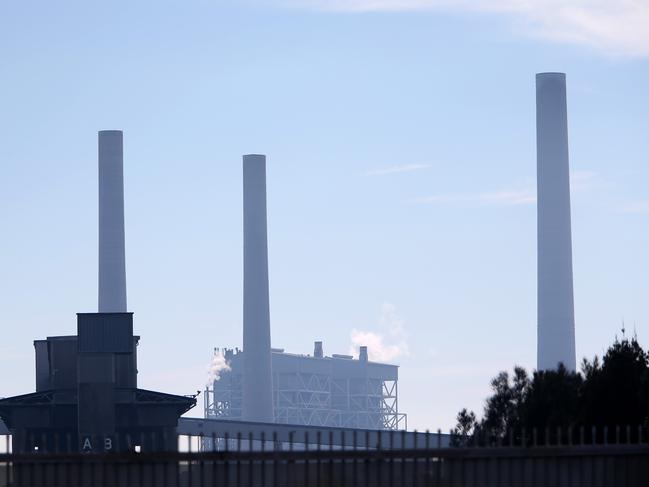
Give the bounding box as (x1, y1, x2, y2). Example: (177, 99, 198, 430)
(178, 417, 449, 449)
(0, 425, 648, 486)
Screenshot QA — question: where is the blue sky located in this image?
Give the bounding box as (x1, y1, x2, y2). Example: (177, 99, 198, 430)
(1, 0, 648, 431)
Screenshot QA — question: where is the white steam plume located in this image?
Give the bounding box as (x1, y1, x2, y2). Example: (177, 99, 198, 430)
(207, 348, 231, 386)
(350, 303, 409, 362)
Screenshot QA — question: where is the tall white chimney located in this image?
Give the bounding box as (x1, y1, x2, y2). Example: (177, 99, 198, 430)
(98, 130, 127, 313)
(536, 73, 576, 371)
(242, 154, 274, 422)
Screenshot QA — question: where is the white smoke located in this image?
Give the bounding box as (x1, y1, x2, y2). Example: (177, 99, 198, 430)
(350, 303, 409, 362)
(206, 349, 231, 386)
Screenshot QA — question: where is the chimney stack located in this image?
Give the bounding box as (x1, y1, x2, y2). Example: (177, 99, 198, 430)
(242, 154, 274, 423)
(314, 341, 323, 358)
(359, 346, 368, 362)
(536, 73, 576, 371)
(98, 130, 127, 312)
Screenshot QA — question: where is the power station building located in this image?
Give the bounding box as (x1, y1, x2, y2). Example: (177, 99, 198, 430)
(0, 131, 196, 453)
(204, 343, 406, 430)
(0, 71, 584, 451)
(201, 155, 406, 431)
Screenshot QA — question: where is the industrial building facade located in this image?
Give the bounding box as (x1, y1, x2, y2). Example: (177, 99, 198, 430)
(0, 132, 196, 453)
(204, 343, 406, 430)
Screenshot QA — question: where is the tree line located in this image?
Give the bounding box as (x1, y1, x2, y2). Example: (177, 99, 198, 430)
(453, 334, 649, 444)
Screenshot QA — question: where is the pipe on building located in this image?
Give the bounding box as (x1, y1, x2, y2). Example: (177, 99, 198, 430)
(98, 130, 127, 313)
(536, 73, 576, 371)
(359, 346, 368, 362)
(242, 154, 274, 422)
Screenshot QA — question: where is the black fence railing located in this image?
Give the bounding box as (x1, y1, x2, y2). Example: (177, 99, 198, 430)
(0, 426, 648, 486)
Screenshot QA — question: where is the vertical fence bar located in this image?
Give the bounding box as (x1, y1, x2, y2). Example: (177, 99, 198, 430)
(376, 430, 382, 487)
(389, 429, 394, 487)
(316, 431, 321, 487)
(77, 449, 83, 487)
(554, 441, 560, 487)
(261, 431, 266, 487)
(578, 433, 583, 487)
(188, 434, 193, 487)
(522, 428, 527, 448)
(353, 430, 357, 487)
(285, 431, 295, 487)
(474, 431, 479, 486)
(273, 432, 278, 487)
(413, 430, 418, 487)
(604, 425, 610, 483)
(199, 433, 205, 487)
(611, 428, 616, 486)
(365, 430, 370, 487)
(66, 433, 72, 487)
(289, 432, 294, 487)
(248, 432, 254, 487)
(437, 429, 443, 487)
(328, 430, 333, 487)
(5, 435, 9, 487)
(210, 433, 216, 487)
(459, 428, 467, 487)
(401, 430, 406, 487)
(424, 431, 430, 487)
(591, 427, 596, 484)
(304, 432, 310, 487)
(340, 431, 346, 487)
(225, 432, 230, 487)
(237, 432, 242, 487)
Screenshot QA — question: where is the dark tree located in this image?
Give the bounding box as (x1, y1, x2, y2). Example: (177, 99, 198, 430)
(453, 335, 649, 444)
(579, 337, 649, 427)
(451, 408, 478, 446)
(519, 364, 582, 430)
(482, 367, 529, 436)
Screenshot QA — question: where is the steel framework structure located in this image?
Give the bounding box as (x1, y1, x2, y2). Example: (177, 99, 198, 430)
(204, 347, 406, 430)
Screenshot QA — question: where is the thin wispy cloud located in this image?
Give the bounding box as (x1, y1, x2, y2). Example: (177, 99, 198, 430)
(274, 0, 649, 57)
(366, 163, 431, 176)
(620, 201, 649, 214)
(417, 189, 536, 207)
(416, 170, 597, 207)
(570, 170, 598, 192)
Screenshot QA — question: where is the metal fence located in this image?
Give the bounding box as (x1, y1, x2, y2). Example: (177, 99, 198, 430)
(0, 426, 648, 486)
